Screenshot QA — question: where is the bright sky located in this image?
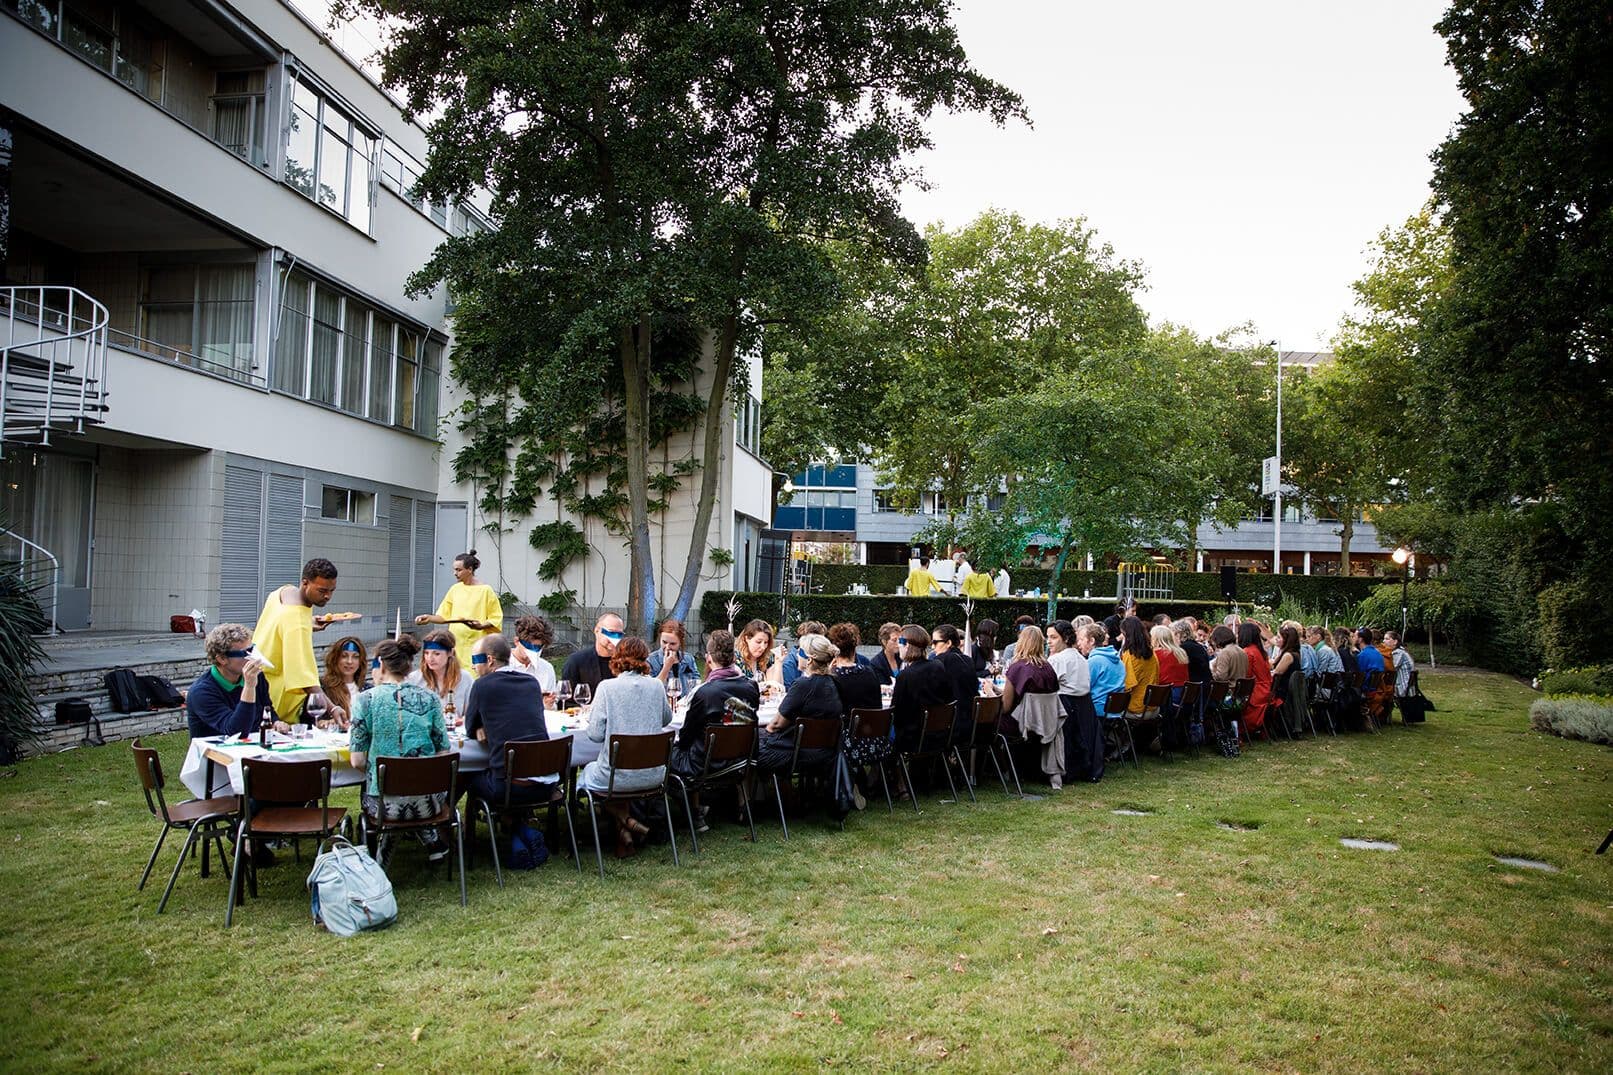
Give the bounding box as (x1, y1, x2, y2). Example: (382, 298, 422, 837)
(901, 0, 1467, 350)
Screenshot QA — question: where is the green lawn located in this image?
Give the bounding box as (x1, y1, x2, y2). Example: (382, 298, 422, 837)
(1, 668, 1609, 1072)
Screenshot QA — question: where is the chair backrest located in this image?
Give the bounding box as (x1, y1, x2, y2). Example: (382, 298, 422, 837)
(1232, 677, 1255, 706)
(702, 722, 757, 768)
(795, 716, 841, 752)
(1203, 680, 1230, 706)
(1141, 683, 1172, 714)
(972, 696, 1002, 743)
(506, 737, 571, 784)
(1350, 671, 1366, 689)
(376, 752, 458, 799)
(131, 738, 167, 819)
(922, 703, 954, 736)
(850, 707, 892, 740)
(1179, 681, 1202, 710)
(1103, 687, 1133, 716)
(1319, 671, 1340, 690)
(608, 730, 674, 772)
(241, 756, 331, 831)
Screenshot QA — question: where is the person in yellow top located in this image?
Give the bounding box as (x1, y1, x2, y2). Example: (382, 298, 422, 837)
(960, 565, 997, 598)
(1118, 615, 1160, 715)
(251, 557, 342, 722)
(904, 556, 943, 597)
(415, 549, 502, 671)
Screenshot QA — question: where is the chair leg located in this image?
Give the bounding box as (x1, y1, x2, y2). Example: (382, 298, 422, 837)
(877, 759, 894, 814)
(138, 825, 170, 891)
(937, 750, 960, 802)
(951, 747, 978, 805)
(771, 773, 790, 840)
(994, 735, 1025, 797)
(477, 800, 503, 887)
(212, 832, 232, 882)
(451, 812, 467, 907)
(662, 791, 680, 866)
(225, 828, 246, 927)
(561, 795, 581, 871)
(157, 824, 202, 914)
(584, 793, 605, 880)
(675, 779, 700, 854)
(1597, 828, 1612, 855)
(897, 755, 921, 814)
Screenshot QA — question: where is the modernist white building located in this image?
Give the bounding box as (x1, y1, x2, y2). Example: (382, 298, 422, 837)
(1, 0, 770, 634)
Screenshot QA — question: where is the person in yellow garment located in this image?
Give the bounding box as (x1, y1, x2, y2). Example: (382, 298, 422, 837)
(904, 556, 943, 597)
(251, 557, 343, 723)
(415, 549, 502, 671)
(960, 561, 997, 598)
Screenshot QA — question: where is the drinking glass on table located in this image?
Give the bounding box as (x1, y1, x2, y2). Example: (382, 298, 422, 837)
(304, 693, 327, 729)
(557, 679, 573, 709)
(666, 678, 682, 708)
(574, 683, 591, 708)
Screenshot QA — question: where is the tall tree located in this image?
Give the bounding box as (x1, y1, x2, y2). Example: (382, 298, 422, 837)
(1429, 0, 1613, 560)
(343, 0, 1024, 633)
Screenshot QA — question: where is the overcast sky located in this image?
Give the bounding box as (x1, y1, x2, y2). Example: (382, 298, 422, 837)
(901, 1, 1468, 350)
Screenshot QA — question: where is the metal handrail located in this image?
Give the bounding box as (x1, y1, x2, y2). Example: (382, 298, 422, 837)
(1, 285, 111, 454)
(106, 327, 265, 386)
(0, 525, 60, 635)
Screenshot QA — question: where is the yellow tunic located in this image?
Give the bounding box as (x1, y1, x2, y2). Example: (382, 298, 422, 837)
(961, 572, 996, 598)
(251, 588, 320, 720)
(436, 582, 503, 671)
(904, 568, 940, 597)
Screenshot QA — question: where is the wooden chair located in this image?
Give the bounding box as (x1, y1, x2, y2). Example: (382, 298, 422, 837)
(1177, 681, 1203, 756)
(471, 737, 578, 885)
(1201, 680, 1232, 740)
(894, 704, 961, 813)
(848, 707, 897, 813)
(951, 695, 1021, 801)
(1102, 688, 1139, 769)
(360, 752, 466, 907)
(227, 756, 348, 926)
(578, 731, 679, 879)
(767, 717, 842, 838)
(669, 722, 758, 852)
(132, 739, 240, 913)
(1230, 677, 1256, 740)
(1136, 683, 1174, 761)
(1312, 671, 1341, 736)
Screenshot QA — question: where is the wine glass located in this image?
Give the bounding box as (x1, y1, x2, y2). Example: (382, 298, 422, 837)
(303, 693, 327, 731)
(557, 679, 573, 709)
(667, 678, 682, 707)
(574, 683, 592, 708)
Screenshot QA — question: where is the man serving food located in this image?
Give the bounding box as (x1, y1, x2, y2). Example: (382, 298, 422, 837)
(251, 557, 347, 724)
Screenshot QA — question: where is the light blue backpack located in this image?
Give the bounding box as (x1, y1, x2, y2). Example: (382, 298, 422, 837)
(307, 838, 397, 936)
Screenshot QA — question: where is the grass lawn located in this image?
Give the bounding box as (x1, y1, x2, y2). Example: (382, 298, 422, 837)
(1, 668, 1609, 1072)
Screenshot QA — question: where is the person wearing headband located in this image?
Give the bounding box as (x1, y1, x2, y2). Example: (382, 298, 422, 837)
(463, 634, 553, 812)
(560, 611, 624, 698)
(318, 636, 367, 729)
(510, 615, 559, 696)
(414, 549, 502, 672)
(407, 628, 471, 717)
(186, 622, 283, 740)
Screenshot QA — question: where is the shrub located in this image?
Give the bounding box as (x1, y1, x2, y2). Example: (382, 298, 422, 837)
(1536, 580, 1613, 674)
(1528, 695, 1613, 746)
(1353, 578, 1470, 643)
(1537, 665, 1613, 696)
(0, 569, 49, 763)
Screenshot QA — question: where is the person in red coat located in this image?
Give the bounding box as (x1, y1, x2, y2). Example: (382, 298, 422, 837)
(1237, 621, 1271, 736)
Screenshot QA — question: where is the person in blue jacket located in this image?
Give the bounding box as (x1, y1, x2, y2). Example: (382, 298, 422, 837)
(1082, 621, 1127, 766)
(186, 623, 277, 738)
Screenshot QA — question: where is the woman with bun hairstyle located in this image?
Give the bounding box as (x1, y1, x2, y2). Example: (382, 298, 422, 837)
(415, 549, 502, 672)
(348, 635, 451, 859)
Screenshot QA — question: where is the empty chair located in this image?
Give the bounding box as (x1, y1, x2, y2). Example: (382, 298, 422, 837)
(132, 739, 240, 913)
(578, 731, 680, 879)
(227, 756, 348, 927)
(670, 722, 758, 852)
(471, 737, 579, 885)
(360, 753, 467, 906)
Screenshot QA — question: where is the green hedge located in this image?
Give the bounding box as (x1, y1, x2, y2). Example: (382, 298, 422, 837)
(699, 591, 1224, 650)
(802, 566, 1377, 616)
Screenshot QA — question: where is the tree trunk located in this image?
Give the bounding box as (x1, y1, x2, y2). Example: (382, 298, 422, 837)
(621, 318, 656, 635)
(1044, 527, 1075, 624)
(1338, 512, 1355, 577)
(669, 313, 740, 624)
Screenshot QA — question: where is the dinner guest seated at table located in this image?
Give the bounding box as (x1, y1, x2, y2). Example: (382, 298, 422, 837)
(930, 624, 979, 741)
(758, 633, 842, 776)
(868, 621, 904, 685)
(972, 619, 1000, 677)
(669, 629, 759, 789)
(318, 635, 366, 730)
(349, 635, 451, 863)
(649, 617, 703, 698)
(408, 629, 472, 723)
(463, 635, 552, 811)
(510, 614, 559, 697)
(998, 625, 1058, 721)
(737, 618, 784, 688)
(186, 622, 281, 738)
(581, 637, 673, 858)
(828, 622, 886, 807)
(888, 625, 955, 753)
(561, 611, 624, 698)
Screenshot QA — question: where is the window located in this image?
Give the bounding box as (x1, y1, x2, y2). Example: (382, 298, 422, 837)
(138, 261, 255, 378)
(274, 269, 311, 394)
(8, 0, 164, 103)
(394, 329, 419, 430)
(420, 340, 442, 435)
(873, 489, 897, 513)
(320, 486, 374, 525)
(212, 71, 267, 166)
(735, 395, 761, 455)
(284, 74, 375, 233)
(368, 316, 394, 422)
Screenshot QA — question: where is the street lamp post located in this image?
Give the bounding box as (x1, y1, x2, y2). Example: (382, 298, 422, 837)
(1391, 546, 1415, 640)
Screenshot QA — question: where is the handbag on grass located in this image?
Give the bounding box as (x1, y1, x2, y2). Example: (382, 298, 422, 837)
(307, 838, 397, 936)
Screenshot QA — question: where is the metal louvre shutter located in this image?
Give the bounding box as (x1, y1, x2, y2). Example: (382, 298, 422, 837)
(264, 474, 305, 589)
(387, 495, 412, 618)
(220, 465, 264, 622)
(413, 500, 435, 614)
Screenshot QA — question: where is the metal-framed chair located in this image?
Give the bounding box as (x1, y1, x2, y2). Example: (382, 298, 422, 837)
(1230, 676, 1256, 740)
(470, 736, 579, 886)
(132, 739, 240, 913)
(894, 703, 961, 813)
(670, 722, 758, 851)
(1136, 683, 1174, 761)
(227, 756, 348, 926)
(766, 717, 842, 839)
(847, 707, 897, 814)
(1176, 681, 1203, 756)
(578, 731, 680, 880)
(1312, 672, 1341, 736)
(1102, 688, 1139, 769)
(1201, 680, 1231, 740)
(951, 695, 1021, 801)
(360, 752, 467, 907)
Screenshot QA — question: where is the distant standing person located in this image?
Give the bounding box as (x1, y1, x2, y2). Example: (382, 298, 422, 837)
(561, 611, 624, 697)
(904, 557, 942, 597)
(949, 551, 974, 596)
(415, 550, 502, 672)
(251, 557, 343, 723)
(994, 563, 1012, 597)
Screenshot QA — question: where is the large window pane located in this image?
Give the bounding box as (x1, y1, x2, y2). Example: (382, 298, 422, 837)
(286, 94, 319, 198)
(196, 264, 255, 374)
(273, 270, 311, 394)
(368, 317, 394, 422)
(318, 125, 349, 214)
(348, 131, 373, 233)
(341, 303, 367, 413)
(418, 340, 442, 436)
(310, 285, 342, 404)
(393, 331, 418, 429)
(64, 9, 112, 71)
